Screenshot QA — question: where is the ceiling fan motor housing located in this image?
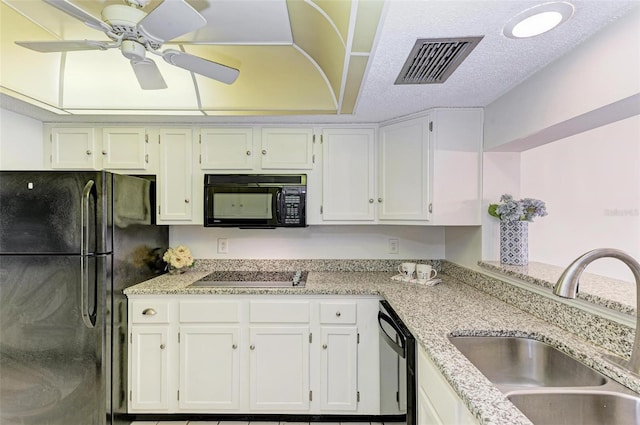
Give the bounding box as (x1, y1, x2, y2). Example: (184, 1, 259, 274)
(121, 40, 146, 61)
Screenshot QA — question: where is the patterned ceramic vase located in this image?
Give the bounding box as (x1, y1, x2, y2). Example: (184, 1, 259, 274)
(500, 221, 529, 265)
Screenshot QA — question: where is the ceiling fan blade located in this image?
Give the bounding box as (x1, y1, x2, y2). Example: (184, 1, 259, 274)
(15, 40, 111, 53)
(162, 50, 239, 85)
(138, 0, 206, 43)
(43, 0, 112, 33)
(131, 59, 168, 90)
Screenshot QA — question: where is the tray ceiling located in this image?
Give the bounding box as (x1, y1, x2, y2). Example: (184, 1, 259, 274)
(0, 0, 638, 123)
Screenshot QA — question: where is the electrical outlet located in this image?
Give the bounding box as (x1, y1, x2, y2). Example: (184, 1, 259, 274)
(388, 238, 399, 254)
(217, 238, 229, 254)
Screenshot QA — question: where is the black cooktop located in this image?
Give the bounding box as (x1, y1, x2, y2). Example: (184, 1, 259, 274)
(189, 270, 308, 288)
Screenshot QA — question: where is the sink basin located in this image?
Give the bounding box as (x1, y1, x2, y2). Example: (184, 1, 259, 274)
(448, 336, 607, 388)
(508, 392, 640, 425)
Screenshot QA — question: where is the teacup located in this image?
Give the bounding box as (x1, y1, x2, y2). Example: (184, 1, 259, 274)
(398, 262, 416, 278)
(416, 264, 437, 281)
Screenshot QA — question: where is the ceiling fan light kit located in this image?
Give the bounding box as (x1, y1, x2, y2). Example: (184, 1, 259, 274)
(17, 0, 240, 90)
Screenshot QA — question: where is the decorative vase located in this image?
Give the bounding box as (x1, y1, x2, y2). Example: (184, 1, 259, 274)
(167, 266, 185, 275)
(500, 221, 529, 265)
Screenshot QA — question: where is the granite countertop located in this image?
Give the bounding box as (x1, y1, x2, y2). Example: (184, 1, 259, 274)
(479, 260, 636, 315)
(125, 270, 640, 425)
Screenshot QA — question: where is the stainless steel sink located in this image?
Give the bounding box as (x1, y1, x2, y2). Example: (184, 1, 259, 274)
(508, 391, 640, 425)
(448, 336, 607, 388)
(449, 336, 640, 424)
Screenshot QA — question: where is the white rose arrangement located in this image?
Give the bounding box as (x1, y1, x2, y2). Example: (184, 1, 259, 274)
(163, 245, 195, 271)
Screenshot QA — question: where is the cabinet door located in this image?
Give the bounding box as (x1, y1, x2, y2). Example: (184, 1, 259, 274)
(200, 128, 254, 170)
(158, 128, 193, 222)
(50, 128, 98, 169)
(378, 118, 430, 221)
(430, 109, 482, 225)
(320, 326, 358, 411)
(129, 325, 170, 411)
(322, 129, 375, 221)
(249, 326, 310, 411)
(260, 128, 314, 169)
(179, 326, 240, 411)
(102, 127, 147, 170)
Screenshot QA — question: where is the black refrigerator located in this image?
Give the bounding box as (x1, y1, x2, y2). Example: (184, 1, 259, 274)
(0, 171, 168, 425)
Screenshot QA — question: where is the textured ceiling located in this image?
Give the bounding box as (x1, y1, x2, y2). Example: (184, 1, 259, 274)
(0, 0, 638, 124)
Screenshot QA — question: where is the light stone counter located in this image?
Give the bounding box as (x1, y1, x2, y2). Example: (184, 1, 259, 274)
(125, 269, 640, 425)
(479, 260, 636, 315)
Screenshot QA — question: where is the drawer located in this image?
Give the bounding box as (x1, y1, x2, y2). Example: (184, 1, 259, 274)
(130, 300, 170, 324)
(249, 301, 310, 323)
(320, 302, 357, 324)
(179, 300, 240, 323)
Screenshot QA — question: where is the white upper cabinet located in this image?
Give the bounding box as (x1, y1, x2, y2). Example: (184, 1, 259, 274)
(260, 128, 314, 170)
(321, 128, 376, 221)
(49, 127, 98, 170)
(378, 117, 431, 221)
(429, 109, 483, 225)
(199, 128, 255, 170)
(101, 127, 148, 170)
(48, 126, 151, 171)
(157, 128, 193, 223)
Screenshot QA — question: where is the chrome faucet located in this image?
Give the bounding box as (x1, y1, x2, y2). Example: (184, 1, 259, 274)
(553, 248, 640, 375)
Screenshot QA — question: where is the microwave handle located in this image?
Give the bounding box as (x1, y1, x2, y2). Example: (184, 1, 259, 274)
(275, 188, 283, 224)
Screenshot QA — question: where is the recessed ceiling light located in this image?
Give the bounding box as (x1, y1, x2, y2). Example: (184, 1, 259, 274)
(503, 2, 575, 39)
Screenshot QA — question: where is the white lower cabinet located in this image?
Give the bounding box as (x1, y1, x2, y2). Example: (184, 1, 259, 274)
(320, 326, 358, 411)
(179, 326, 240, 410)
(417, 344, 477, 425)
(127, 295, 380, 416)
(249, 326, 310, 411)
(128, 300, 172, 412)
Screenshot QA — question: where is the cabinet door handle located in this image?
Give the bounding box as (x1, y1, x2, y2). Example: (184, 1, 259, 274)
(160, 344, 166, 350)
(86, 150, 92, 155)
(261, 149, 267, 155)
(101, 150, 107, 155)
(250, 344, 255, 350)
(378, 198, 383, 203)
(142, 308, 156, 316)
(335, 311, 341, 317)
(322, 344, 327, 349)
(369, 199, 374, 203)
(184, 199, 190, 204)
(232, 344, 238, 349)
(246, 150, 252, 156)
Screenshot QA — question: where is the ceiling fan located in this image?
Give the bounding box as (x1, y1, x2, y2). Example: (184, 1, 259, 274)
(15, 0, 239, 90)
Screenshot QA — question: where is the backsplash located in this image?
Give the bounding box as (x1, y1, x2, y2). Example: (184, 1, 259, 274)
(442, 261, 635, 358)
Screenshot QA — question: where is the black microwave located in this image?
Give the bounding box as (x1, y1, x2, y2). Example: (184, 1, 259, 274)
(204, 174, 307, 228)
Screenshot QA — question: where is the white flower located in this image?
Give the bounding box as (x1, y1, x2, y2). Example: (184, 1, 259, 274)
(163, 245, 195, 269)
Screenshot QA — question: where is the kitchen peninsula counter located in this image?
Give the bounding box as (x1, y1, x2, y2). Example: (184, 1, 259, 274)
(125, 270, 640, 425)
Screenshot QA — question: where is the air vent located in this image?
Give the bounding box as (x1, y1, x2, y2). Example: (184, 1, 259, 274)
(395, 37, 483, 85)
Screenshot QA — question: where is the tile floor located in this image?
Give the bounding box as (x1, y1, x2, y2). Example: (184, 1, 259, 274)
(131, 421, 404, 425)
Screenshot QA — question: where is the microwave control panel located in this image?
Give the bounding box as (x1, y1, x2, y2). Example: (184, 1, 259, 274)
(281, 186, 306, 226)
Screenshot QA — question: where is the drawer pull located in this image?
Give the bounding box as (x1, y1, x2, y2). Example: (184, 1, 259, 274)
(336, 311, 341, 317)
(250, 344, 255, 350)
(322, 344, 327, 349)
(160, 344, 166, 350)
(142, 308, 157, 316)
(232, 344, 238, 349)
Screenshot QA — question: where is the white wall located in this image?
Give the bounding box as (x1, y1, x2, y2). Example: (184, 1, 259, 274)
(521, 115, 640, 281)
(484, 5, 640, 151)
(170, 225, 446, 259)
(0, 108, 43, 169)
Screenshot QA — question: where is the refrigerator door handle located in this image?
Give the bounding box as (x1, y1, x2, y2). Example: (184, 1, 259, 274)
(81, 180, 97, 329)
